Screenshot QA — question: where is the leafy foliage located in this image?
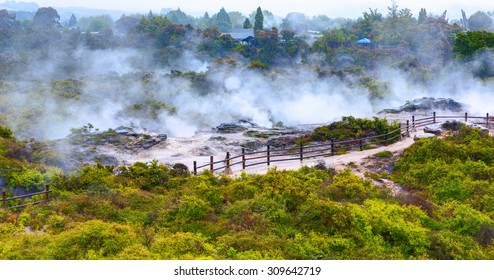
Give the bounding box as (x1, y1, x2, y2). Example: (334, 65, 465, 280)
(0, 125, 14, 139)
(453, 31, 494, 60)
(1, 5, 494, 261)
(254, 7, 263, 32)
(3, 127, 494, 260)
(301, 116, 400, 143)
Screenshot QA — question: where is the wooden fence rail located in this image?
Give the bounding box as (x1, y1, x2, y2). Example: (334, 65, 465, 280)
(192, 112, 491, 175)
(1, 185, 51, 210)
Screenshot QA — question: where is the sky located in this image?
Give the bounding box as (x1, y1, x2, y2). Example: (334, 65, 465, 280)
(29, 0, 494, 19)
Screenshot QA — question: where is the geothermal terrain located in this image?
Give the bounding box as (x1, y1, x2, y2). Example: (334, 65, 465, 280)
(48, 96, 485, 174)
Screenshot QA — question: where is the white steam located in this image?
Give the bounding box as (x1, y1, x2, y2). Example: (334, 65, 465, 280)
(3, 45, 494, 140)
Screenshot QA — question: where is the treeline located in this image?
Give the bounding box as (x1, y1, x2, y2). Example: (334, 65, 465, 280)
(1, 6, 494, 78)
(1, 125, 494, 259)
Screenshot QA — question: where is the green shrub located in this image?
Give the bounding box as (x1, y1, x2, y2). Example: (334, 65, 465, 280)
(46, 220, 138, 259)
(301, 116, 400, 144)
(118, 160, 170, 190)
(376, 151, 393, 158)
(150, 232, 217, 259)
(325, 169, 382, 203)
(8, 169, 44, 190)
(0, 126, 14, 139)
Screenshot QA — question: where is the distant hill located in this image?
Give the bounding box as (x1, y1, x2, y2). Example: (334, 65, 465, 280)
(55, 7, 127, 21)
(0, 1, 129, 21)
(0, 0, 38, 11)
(13, 10, 34, 21)
(160, 8, 172, 15)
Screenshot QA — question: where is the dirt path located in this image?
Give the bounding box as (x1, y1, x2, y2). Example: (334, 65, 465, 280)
(114, 127, 423, 178)
(216, 130, 421, 177)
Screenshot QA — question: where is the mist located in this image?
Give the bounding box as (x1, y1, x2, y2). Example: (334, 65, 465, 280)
(3, 45, 492, 141)
(1, 6, 494, 141)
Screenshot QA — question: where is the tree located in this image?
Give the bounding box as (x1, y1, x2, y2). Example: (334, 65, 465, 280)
(281, 29, 295, 42)
(311, 28, 348, 62)
(255, 27, 280, 64)
(0, 9, 17, 29)
(32, 7, 61, 28)
(309, 15, 334, 31)
(398, 8, 413, 20)
(280, 28, 308, 59)
(199, 12, 211, 28)
(78, 15, 114, 32)
(282, 12, 309, 34)
(373, 3, 416, 47)
(27, 7, 62, 50)
(387, 0, 398, 20)
(254, 7, 263, 32)
(353, 8, 382, 39)
(115, 14, 140, 34)
(213, 7, 232, 32)
(197, 28, 236, 58)
(453, 30, 494, 59)
(468, 11, 493, 31)
(68, 13, 77, 28)
(418, 8, 427, 24)
(133, 15, 171, 38)
(228, 11, 245, 29)
(166, 8, 191, 25)
(243, 18, 252, 29)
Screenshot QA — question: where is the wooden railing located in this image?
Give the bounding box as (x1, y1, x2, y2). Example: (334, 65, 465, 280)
(1, 185, 51, 210)
(192, 112, 492, 175)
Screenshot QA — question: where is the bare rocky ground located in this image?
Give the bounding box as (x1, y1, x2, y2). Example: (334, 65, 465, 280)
(49, 121, 313, 173)
(46, 97, 492, 200)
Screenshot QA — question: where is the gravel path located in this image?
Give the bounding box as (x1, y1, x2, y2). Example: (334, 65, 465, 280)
(217, 130, 421, 176)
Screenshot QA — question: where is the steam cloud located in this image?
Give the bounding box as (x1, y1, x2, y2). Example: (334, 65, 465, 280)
(2, 42, 493, 140)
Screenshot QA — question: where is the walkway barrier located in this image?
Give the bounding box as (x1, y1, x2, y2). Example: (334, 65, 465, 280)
(192, 112, 492, 175)
(1, 185, 51, 210)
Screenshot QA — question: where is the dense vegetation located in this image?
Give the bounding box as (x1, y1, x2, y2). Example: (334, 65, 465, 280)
(0, 5, 493, 139)
(298, 116, 401, 144)
(2, 4, 494, 260)
(2, 125, 494, 259)
(0, 5, 492, 75)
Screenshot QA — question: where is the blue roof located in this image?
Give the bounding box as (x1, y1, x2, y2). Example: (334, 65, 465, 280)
(357, 38, 371, 44)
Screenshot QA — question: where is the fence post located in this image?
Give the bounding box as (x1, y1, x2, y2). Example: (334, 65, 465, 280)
(2, 191, 5, 209)
(406, 120, 410, 137)
(465, 112, 468, 122)
(193, 161, 197, 175)
(299, 143, 303, 161)
(331, 138, 335, 156)
(433, 111, 436, 124)
(45, 185, 50, 202)
(385, 129, 389, 146)
(359, 138, 363, 151)
(487, 113, 490, 128)
(267, 145, 271, 166)
(210, 156, 214, 172)
(241, 149, 246, 170)
(412, 116, 415, 130)
(226, 152, 230, 168)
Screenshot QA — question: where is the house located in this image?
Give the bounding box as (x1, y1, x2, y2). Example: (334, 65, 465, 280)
(224, 28, 254, 45)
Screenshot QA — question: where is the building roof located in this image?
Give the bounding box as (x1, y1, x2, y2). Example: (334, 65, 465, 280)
(357, 38, 371, 44)
(225, 29, 254, 40)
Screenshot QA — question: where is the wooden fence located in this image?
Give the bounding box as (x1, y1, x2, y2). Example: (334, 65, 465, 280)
(1, 185, 51, 210)
(192, 112, 492, 175)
